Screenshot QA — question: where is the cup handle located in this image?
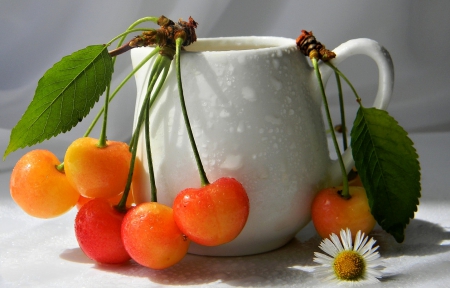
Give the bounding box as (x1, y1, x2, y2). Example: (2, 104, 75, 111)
(319, 38, 395, 186)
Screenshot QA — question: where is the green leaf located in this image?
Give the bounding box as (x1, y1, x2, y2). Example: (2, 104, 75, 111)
(351, 106, 421, 243)
(3, 45, 113, 159)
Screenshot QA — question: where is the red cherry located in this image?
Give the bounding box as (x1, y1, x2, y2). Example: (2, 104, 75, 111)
(173, 177, 249, 246)
(74, 198, 130, 264)
(311, 186, 376, 239)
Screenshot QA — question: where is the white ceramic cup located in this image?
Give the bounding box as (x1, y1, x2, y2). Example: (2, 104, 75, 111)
(130, 36, 394, 256)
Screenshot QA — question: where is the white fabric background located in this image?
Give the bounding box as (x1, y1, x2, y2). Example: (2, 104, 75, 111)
(1, 1, 449, 164)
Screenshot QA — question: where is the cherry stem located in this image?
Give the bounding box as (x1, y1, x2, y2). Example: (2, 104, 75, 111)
(312, 58, 349, 199)
(117, 55, 162, 210)
(83, 16, 160, 139)
(335, 72, 348, 150)
(100, 20, 159, 148)
(97, 84, 111, 148)
(175, 38, 210, 187)
(129, 54, 165, 149)
(144, 56, 171, 202)
(325, 62, 362, 104)
(56, 163, 65, 172)
(126, 16, 159, 27)
(144, 99, 156, 202)
(84, 47, 161, 138)
(108, 28, 156, 57)
(106, 15, 159, 52)
(117, 54, 171, 210)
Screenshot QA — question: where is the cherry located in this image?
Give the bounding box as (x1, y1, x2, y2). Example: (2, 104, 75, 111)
(74, 198, 130, 264)
(121, 202, 190, 270)
(311, 186, 376, 239)
(172, 177, 249, 246)
(64, 137, 131, 199)
(10, 149, 80, 218)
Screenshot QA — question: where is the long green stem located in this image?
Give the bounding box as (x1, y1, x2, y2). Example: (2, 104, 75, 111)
(84, 47, 161, 138)
(126, 16, 159, 29)
(144, 57, 171, 203)
(325, 62, 362, 102)
(332, 64, 361, 181)
(149, 57, 170, 107)
(116, 55, 171, 210)
(110, 16, 158, 60)
(96, 83, 111, 148)
(129, 55, 164, 149)
(84, 17, 159, 140)
(116, 56, 162, 210)
(116, 96, 147, 211)
(335, 72, 347, 150)
(84, 16, 161, 138)
(106, 28, 156, 47)
(175, 38, 209, 186)
(106, 16, 159, 56)
(144, 100, 156, 202)
(312, 58, 349, 198)
(58, 18, 161, 172)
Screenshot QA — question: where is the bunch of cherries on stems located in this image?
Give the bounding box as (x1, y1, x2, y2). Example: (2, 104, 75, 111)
(7, 15, 420, 270)
(9, 16, 249, 269)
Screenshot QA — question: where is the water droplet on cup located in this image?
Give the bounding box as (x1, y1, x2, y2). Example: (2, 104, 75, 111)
(220, 110, 230, 118)
(265, 115, 282, 125)
(242, 86, 256, 102)
(220, 154, 243, 170)
(237, 121, 245, 133)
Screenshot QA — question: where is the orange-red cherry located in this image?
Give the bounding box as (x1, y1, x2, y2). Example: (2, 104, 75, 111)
(121, 202, 190, 270)
(311, 186, 376, 239)
(10, 149, 80, 218)
(64, 137, 131, 199)
(173, 177, 250, 246)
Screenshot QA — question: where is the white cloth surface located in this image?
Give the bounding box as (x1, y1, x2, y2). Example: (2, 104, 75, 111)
(1, 132, 450, 287)
(1, 1, 450, 287)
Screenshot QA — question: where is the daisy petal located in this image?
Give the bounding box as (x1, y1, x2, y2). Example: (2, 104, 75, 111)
(353, 230, 365, 251)
(355, 235, 369, 253)
(360, 238, 377, 255)
(330, 233, 344, 252)
(319, 238, 339, 257)
(314, 252, 334, 262)
(340, 228, 353, 250)
(364, 251, 381, 262)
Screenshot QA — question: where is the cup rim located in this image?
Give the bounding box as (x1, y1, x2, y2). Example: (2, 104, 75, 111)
(183, 36, 296, 53)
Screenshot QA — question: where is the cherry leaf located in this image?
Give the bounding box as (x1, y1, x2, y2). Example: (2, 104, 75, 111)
(351, 106, 421, 243)
(3, 45, 113, 159)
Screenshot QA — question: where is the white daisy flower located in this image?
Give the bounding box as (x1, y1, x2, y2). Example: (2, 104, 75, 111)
(313, 228, 384, 286)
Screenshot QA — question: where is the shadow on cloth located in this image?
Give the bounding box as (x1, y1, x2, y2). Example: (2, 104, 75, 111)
(60, 224, 321, 286)
(92, 234, 320, 287)
(59, 218, 449, 286)
(372, 218, 450, 257)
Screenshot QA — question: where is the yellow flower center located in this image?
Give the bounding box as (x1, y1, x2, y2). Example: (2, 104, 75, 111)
(333, 251, 365, 281)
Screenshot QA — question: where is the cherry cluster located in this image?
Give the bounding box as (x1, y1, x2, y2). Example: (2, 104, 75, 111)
(10, 136, 249, 269)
